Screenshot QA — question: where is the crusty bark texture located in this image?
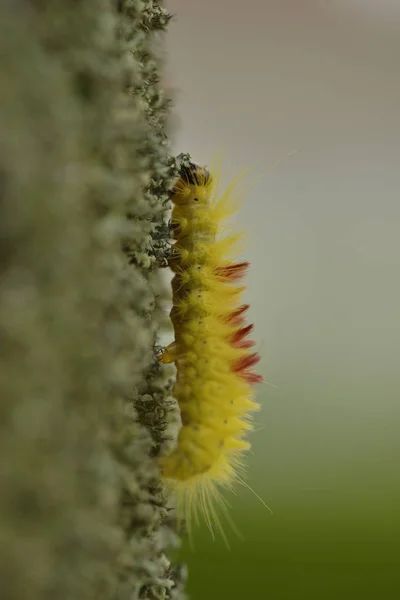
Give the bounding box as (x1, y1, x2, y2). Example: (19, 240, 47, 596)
(0, 2, 184, 599)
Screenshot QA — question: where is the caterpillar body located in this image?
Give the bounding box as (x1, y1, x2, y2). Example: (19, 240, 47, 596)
(158, 157, 263, 534)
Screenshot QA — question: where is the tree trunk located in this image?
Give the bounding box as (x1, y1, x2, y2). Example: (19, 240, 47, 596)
(0, 2, 183, 599)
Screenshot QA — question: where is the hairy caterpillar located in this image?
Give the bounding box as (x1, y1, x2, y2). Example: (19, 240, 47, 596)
(158, 156, 264, 538)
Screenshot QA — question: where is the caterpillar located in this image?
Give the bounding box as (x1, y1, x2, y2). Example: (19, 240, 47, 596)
(158, 156, 264, 537)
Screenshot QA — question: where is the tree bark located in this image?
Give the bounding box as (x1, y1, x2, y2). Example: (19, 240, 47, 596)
(0, 2, 183, 599)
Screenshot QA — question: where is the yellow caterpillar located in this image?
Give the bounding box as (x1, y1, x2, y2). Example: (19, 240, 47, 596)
(158, 157, 263, 537)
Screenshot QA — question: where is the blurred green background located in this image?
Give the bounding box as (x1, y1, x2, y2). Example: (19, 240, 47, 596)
(165, 1, 400, 598)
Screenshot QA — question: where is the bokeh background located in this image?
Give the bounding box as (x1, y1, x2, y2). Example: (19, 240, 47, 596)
(164, 1, 400, 598)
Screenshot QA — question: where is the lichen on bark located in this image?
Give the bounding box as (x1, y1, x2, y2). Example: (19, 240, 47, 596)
(0, 1, 185, 599)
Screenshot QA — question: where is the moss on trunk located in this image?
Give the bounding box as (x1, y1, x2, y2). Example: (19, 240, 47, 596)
(0, 1, 183, 599)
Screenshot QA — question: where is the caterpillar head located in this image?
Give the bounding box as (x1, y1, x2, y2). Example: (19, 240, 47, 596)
(170, 160, 213, 206)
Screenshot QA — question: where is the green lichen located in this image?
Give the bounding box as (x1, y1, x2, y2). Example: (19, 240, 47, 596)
(0, 1, 186, 599)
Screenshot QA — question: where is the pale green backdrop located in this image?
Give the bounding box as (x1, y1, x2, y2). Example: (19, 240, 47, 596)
(165, 1, 400, 598)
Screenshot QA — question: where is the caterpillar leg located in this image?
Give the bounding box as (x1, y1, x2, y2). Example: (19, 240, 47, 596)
(157, 341, 179, 364)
